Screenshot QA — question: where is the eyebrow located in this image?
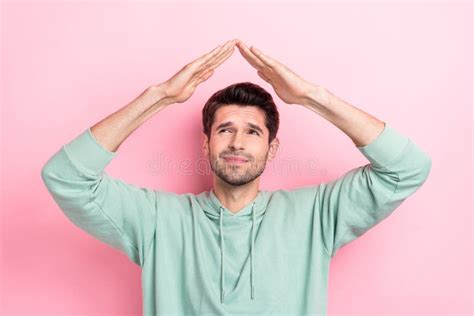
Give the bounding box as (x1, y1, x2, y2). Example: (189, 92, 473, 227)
(215, 121, 264, 134)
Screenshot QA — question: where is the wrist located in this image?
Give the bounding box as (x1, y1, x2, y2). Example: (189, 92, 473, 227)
(302, 85, 332, 109)
(145, 84, 174, 108)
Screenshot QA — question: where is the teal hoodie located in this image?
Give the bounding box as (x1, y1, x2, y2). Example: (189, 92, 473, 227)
(41, 123, 432, 315)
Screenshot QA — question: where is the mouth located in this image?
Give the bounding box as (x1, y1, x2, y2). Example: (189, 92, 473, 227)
(223, 155, 249, 163)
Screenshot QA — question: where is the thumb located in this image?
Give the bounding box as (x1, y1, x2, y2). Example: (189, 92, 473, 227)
(257, 71, 270, 83)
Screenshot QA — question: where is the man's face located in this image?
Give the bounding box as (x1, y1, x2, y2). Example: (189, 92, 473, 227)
(203, 105, 279, 186)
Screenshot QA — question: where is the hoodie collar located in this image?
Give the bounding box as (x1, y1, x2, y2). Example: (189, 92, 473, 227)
(208, 188, 265, 218)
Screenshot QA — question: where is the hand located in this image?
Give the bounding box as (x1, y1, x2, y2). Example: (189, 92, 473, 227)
(236, 40, 318, 106)
(157, 39, 238, 104)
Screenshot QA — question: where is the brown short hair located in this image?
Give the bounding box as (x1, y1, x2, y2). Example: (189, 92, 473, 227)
(202, 82, 279, 144)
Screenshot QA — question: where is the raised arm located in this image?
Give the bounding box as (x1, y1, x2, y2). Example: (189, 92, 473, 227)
(236, 40, 432, 257)
(41, 39, 238, 266)
(91, 39, 238, 152)
(236, 39, 384, 147)
(303, 89, 431, 257)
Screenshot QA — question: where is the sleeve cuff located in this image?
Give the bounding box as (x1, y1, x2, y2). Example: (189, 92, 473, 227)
(63, 128, 118, 175)
(356, 122, 410, 168)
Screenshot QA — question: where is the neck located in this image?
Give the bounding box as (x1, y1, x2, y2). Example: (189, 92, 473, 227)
(212, 179, 260, 214)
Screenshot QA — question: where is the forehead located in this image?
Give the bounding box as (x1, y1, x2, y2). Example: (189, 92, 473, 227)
(213, 105, 266, 128)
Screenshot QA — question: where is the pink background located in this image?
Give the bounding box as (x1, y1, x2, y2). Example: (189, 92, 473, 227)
(1, 0, 472, 315)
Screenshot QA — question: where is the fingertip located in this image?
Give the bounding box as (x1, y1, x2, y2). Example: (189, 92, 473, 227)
(251, 46, 261, 55)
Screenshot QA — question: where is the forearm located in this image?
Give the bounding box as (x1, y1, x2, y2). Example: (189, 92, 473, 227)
(90, 85, 172, 152)
(301, 86, 385, 147)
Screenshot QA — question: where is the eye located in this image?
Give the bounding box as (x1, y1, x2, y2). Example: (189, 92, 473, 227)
(218, 129, 259, 136)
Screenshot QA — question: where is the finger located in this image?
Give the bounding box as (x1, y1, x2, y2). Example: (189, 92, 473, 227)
(236, 41, 265, 69)
(199, 39, 236, 71)
(188, 45, 222, 68)
(236, 40, 266, 69)
(191, 40, 236, 83)
(250, 46, 278, 69)
(194, 69, 215, 86)
(189, 39, 232, 69)
(206, 43, 235, 70)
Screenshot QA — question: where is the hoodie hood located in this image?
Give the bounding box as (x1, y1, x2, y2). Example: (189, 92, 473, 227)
(197, 189, 269, 304)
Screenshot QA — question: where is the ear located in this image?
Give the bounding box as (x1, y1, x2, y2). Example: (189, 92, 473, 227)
(202, 133, 210, 157)
(266, 137, 280, 162)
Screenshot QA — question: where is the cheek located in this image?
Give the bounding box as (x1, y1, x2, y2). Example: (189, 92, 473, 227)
(207, 144, 221, 160)
(209, 139, 225, 153)
(249, 147, 268, 161)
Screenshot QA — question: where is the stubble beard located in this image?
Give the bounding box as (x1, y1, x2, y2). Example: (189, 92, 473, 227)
(209, 150, 269, 186)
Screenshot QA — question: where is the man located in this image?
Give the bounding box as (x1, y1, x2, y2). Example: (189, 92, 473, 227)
(41, 39, 432, 315)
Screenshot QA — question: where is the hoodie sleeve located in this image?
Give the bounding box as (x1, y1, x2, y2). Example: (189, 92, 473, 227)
(317, 122, 432, 258)
(41, 128, 157, 267)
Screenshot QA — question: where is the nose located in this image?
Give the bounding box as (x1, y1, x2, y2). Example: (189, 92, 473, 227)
(228, 132, 245, 151)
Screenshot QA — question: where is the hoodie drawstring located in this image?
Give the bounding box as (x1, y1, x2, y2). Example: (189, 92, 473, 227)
(250, 201, 255, 300)
(219, 206, 225, 303)
(219, 202, 256, 304)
